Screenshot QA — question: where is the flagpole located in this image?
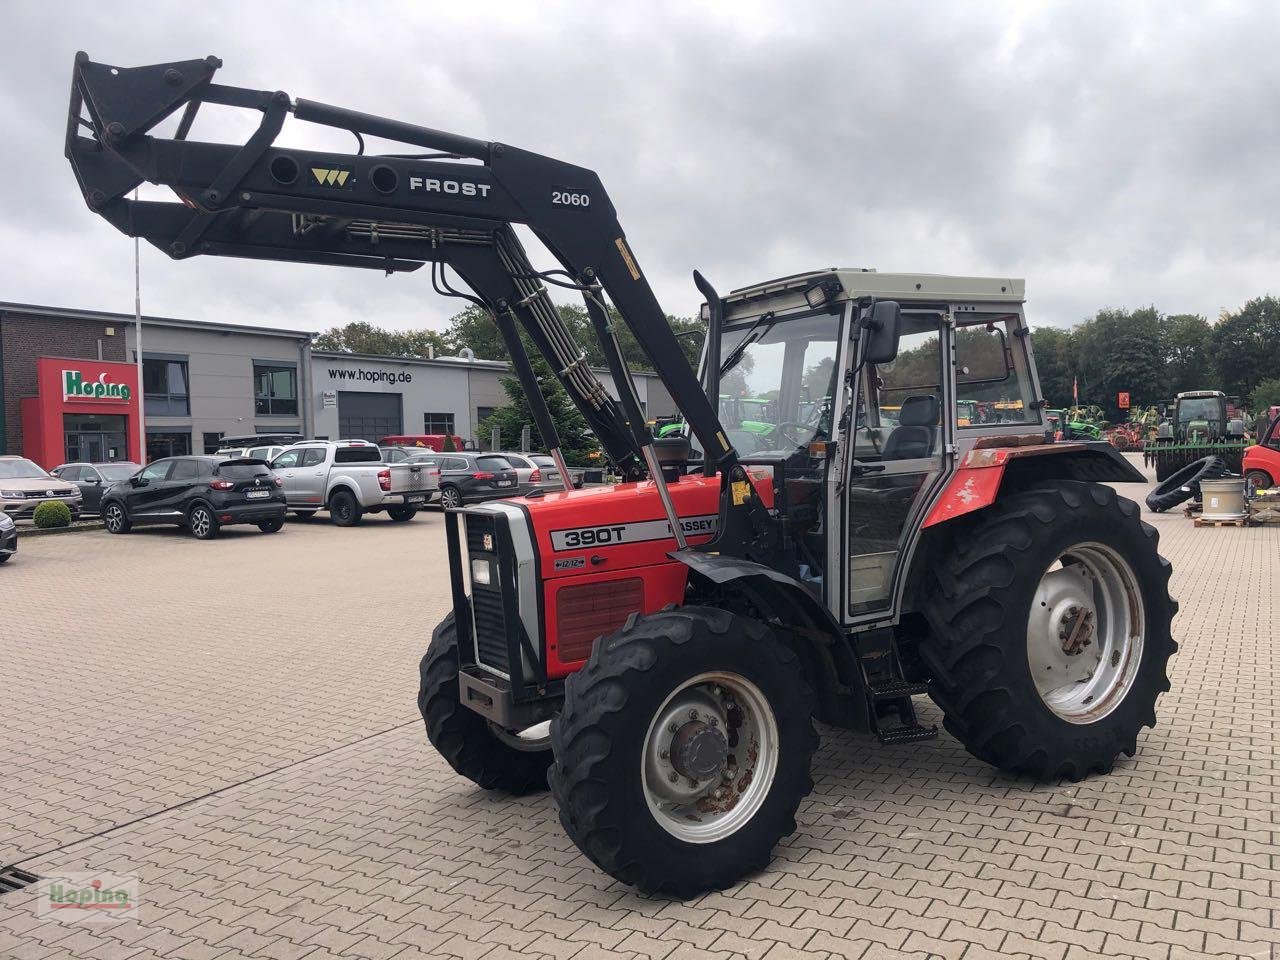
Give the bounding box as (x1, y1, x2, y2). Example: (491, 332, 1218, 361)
(134, 188, 147, 464)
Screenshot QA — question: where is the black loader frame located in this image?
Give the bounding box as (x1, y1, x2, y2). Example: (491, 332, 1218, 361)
(65, 52, 777, 566)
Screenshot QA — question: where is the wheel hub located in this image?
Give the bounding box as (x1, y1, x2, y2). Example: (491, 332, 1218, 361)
(1054, 604, 1095, 656)
(669, 720, 728, 781)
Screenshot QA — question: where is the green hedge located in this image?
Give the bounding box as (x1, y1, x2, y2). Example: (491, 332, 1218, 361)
(33, 500, 73, 529)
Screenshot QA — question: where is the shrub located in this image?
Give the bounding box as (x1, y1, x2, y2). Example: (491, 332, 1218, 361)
(33, 500, 73, 529)
(442, 434, 457, 452)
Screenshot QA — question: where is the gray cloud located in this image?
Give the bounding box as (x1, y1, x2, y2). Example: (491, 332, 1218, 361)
(4, 0, 1279, 340)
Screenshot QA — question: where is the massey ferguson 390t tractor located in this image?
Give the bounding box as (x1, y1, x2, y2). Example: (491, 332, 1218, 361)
(67, 55, 1176, 897)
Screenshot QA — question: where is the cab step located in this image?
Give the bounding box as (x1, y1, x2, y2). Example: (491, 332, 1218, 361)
(868, 679, 929, 701)
(876, 723, 938, 745)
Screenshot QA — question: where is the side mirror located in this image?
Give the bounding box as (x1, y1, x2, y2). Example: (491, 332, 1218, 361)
(130, 476, 146, 488)
(863, 301, 901, 365)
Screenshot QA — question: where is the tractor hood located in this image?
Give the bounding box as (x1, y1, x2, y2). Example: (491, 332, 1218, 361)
(517, 469, 775, 579)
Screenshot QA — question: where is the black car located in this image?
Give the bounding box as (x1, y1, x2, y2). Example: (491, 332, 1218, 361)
(0, 511, 16, 564)
(50, 462, 141, 515)
(417, 452, 520, 508)
(101, 456, 287, 539)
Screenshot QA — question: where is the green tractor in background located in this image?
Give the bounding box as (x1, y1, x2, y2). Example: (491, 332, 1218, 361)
(1045, 406, 1105, 441)
(1144, 390, 1249, 481)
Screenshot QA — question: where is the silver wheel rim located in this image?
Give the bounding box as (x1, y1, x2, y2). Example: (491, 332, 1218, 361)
(191, 509, 211, 538)
(442, 488, 460, 508)
(489, 720, 551, 753)
(105, 505, 122, 530)
(641, 671, 779, 844)
(1028, 542, 1145, 723)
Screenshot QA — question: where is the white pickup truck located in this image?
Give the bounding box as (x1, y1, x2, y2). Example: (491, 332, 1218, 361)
(270, 441, 439, 525)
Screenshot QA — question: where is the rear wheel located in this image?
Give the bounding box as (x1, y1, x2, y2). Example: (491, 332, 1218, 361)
(1245, 468, 1274, 492)
(920, 481, 1176, 781)
(387, 505, 417, 522)
(257, 518, 284, 533)
(418, 613, 552, 794)
(549, 606, 817, 898)
(188, 503, 219, 540)
(329, 490, 362, 526)
(440, 485, 462, 509)
(293, 510, 317, 520)
(103, 502, 131, 534)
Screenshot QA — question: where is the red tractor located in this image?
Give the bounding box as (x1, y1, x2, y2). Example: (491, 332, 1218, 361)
(67, 55, 1177, 898)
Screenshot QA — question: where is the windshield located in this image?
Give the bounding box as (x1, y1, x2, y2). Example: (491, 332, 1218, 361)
(716, 310, 841, 457)
(98, 464, 138, 482)
(1178, 398, 1221, 422)
(0, 458, 49, 480)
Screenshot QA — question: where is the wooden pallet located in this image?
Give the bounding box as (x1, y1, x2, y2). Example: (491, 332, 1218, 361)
(1182, 502, 1202, 518)
(1193, 515, 1252, 528)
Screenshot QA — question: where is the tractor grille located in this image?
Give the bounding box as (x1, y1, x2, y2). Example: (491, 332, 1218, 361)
(465, 513, 514, 675)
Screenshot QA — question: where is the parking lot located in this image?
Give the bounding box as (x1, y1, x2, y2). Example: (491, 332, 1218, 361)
(1, 466, 1277, 960)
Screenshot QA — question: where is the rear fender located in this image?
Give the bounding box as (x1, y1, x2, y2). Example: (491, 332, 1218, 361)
(672, 550, 870, 732)
(924, 441, 1144, 528)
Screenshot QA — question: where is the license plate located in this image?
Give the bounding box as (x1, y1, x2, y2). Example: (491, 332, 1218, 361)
(245, 489, 271, 500)
(405, 494, 426, 504)
(497, 479, 513, 487)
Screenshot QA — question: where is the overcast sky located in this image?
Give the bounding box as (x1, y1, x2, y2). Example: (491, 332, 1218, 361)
(5, 1, 1278, 340)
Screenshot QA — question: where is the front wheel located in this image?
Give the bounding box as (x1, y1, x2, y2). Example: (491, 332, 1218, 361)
(329, 490, 362, 526)
(920, 480, 1176, 781)
(549, 606, 818, 898)
(418, 613, 552, 794)
(103, 501, 131, 534)
(387, 505, 417, 522)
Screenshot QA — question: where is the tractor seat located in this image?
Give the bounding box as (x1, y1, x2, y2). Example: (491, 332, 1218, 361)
(881, 395, 939, 460)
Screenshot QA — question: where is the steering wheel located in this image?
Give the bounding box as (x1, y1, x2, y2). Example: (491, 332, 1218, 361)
(774, 421, 810, 448)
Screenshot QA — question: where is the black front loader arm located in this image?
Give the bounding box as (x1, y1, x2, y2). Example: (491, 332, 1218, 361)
(66, 53, 787, 564)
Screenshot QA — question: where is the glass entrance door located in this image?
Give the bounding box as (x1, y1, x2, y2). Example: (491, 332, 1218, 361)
(63, 414, 129, 463)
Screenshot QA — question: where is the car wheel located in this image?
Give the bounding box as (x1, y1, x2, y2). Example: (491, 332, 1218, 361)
(387, 506, 417, 522)
(188, 503, 220, 540)
(329, 489, 362, 526)
(440, 485, 462, 509)
(103, 502, 131, 534)
(257, 518, 284, 533)
(0, 554, 9, 564)
(1245, 469, 1274, 492)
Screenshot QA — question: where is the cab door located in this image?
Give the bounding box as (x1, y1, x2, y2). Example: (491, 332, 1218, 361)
(270, 449, 304, 505)
(126, 460, 176, 518)
(844, 311, 952, 619)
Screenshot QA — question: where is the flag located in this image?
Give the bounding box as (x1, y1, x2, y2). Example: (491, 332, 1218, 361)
(1072, 377, 1079, 404)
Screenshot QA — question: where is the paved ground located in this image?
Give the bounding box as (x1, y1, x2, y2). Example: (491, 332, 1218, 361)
(1, 465, 1276, 960)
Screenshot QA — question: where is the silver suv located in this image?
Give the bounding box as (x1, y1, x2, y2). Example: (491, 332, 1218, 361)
(0, 456, 82, 520)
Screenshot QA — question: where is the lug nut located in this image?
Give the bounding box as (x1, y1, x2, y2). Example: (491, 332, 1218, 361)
(708, 716, 718, 727)
(668, 771, 678, 783)
(659, 750, 669, 761)
(689, 709, 698, 720)
(668, 722, 678, 733)
(687, 777, 699, 788)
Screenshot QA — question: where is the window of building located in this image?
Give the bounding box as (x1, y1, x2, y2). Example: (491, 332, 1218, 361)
(142, 355, 190, 416)
(202, 432, 225, 454)
(254, 363, 298, 416)
(146, 431, 192, 461)
(476, 406, 495, 425)
(424, 412, 455, 434)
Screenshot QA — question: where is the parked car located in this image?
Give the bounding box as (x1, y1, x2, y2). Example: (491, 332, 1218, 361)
(0, 456, 82, 520)
(499, 451, 587, 492)
(0, 511, 16, 563)
(101, 456, 286, 539)
(270, 440, 440, 525)
(50, 462, 141, 515)
(416, 452, 520, 508)
(381, 445, 440, 465)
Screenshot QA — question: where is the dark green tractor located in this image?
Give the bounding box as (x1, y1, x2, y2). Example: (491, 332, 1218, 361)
(1144, 390, 1248, 481)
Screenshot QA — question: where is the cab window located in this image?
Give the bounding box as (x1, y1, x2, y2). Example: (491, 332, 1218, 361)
(300, 448, 326, 468)
(954, 315, 1040, 427)
(272, 450, 302, 469)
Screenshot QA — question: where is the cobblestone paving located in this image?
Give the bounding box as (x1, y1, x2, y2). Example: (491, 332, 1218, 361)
(1, 469, 1276, 960)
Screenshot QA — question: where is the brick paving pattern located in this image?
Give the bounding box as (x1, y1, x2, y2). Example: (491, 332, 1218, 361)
(0, 466, 1276, 959)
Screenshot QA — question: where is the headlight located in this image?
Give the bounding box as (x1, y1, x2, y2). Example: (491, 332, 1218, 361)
(1, 491, 24, 500)
(0, 513, 14, 529)
(470, 558, 492, 586)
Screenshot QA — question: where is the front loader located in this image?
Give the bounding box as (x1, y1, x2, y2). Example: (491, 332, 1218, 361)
(66, 54, 1177, 898)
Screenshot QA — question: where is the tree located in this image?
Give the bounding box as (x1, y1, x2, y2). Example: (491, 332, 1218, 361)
(1028, 326, 1075, 408)
(479, 357, 601, 464)
(1161, 313, 1213, 395)
(314, 320, 450, 358)
(1210, 296, 1280, 400)
(1070, 307, 1166, 419)
(1249, 377, 1280, 413)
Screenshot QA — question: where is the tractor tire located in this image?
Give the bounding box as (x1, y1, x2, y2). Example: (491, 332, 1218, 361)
(417, 612, 552, 795)
(1144, 456, 1227, 513)
(549, 606, 818, 898)
(919, 480, 1176, 782)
